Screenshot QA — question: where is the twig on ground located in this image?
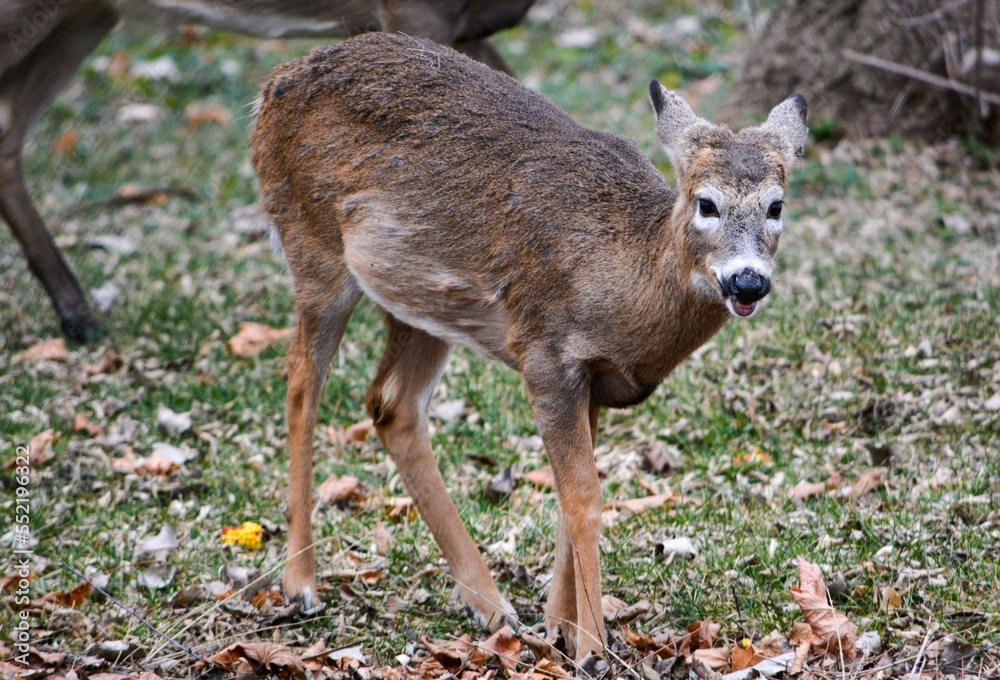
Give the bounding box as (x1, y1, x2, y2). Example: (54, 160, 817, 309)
(59, 560, 216, 668)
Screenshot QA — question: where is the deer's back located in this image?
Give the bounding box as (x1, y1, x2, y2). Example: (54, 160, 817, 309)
(253, 33, 677, 368)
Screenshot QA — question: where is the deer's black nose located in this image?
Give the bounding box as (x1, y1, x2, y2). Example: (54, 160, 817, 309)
(722, 268, 770, 303)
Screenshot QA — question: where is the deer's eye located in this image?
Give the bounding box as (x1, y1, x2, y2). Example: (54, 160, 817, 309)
(768, 201, 783, 219)
(698, 198, 719, 218)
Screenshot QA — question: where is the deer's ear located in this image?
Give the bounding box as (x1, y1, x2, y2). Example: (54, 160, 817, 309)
(649, 81, 706, 170)
(760, 94, 808, 164)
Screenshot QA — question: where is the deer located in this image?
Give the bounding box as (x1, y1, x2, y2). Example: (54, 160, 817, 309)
(252, 32, 807, 663)
(0, 0, 534, 343)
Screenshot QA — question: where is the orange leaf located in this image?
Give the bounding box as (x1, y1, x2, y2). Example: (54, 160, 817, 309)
(731, 644, 767, 672)
(21, 338, 68, 362)
(54, 130, 79, 156)
(683, 619, 720, 654)
(481, 625, 521, 673)
(74, 413, 104, 437)
(525, 466, 555, 489)
(626, 629, 655, 649)
(45, 580, 93, 608)
(628, 629, 677, 659)
(1, 573, 37, 592)
(228, 322, 294, 358)
(186, 105, 234, 129)
(789, 557, 857, 660)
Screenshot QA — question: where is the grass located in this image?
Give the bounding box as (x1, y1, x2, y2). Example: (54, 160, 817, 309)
(1, 1, 998, 677)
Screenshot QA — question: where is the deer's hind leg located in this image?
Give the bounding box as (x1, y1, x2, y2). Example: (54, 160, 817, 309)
(366, 316, 516, 630)
(284, 263, 362, 609)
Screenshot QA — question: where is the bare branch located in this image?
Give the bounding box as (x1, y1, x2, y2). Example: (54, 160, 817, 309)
(843, 48, 1000, 107)
(897, 0, 973, 27)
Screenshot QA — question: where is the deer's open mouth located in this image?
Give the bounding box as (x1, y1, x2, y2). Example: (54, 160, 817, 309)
(726, 298, 758, 318)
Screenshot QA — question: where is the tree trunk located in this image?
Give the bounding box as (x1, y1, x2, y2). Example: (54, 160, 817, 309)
(723, 0, 1000, 143)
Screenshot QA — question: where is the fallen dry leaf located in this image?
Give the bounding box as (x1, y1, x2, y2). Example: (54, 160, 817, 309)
(626, 629, 676, 659)
(852, 467, 888, 498)
(89, 673, 133, 680)
(114, 183, 169, 205)
(87, 348, 125, 376)
(228, 322, 294, 358)
(790, 637, 812, 674)
(655, 537, 698, 561)
(317, 475, 362, 505)
(10, 429, 60, 468)
(616, 599, 652, 624)
(373, 523, 394, 556)
(789, 557, 857, 660)
(601, 594, 627, 620)
(422, 635, 472, 670)
(626, 629, 655, 649)
(789, 620, 814, 645)
(614, 493, 675, 516)
(111, 447, 141, 474)
(206, 641, 307, 679)
(880, 586, 901, 610)
(790, 479, 827, 499)
(642, 439, 682, 473)
(141, 452, 178, 477)
(21, 338, 68, 362)
(301, 640, 330, 671)
(752, 632, 788, 658)
(692, 646, 730, 671)
(731, 643, 767, 672)
(45, 581, 93, 608)
(186, 104, 234, 129)
(54, 129, 80, 156)
(381, 496, 417, 523)
(1, 573, 37, 592)
(681, 619, 720, 656)
(480, 625, 521, 673)
(525, 466, 555, 489)
(250, 589, 283, 612)
(345, 418, 375, 444)
(74, 413, 104, 437)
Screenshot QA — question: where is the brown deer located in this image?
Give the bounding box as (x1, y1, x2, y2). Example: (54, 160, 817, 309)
(0, 0, 533, 342)
(252, 33, 807, 662)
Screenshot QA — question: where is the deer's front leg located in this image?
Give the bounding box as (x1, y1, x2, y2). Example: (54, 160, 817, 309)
(529, 379, 606, 661)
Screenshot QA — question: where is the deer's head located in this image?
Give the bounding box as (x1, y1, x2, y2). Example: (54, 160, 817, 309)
(650, 83, 807, 318)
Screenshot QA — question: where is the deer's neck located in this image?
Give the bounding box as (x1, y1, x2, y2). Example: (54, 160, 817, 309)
(639, 214, 730, 381)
